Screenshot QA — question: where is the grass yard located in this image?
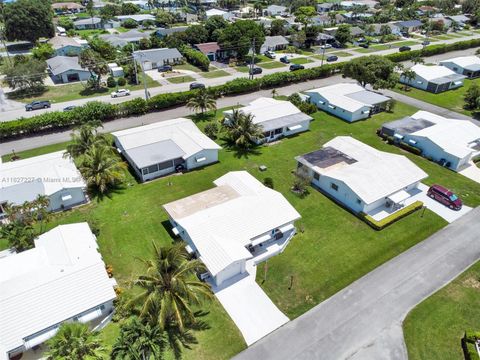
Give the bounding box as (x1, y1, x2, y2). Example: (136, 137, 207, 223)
(390, 40, 419, 48)
(235, 65, 250, 73)
(259, 61, 287, 69)
(290, 57, 313, 65)
(4, 102, 480, 358)
(166, 75, 196, 84)
(403, 260, 480, 360)
(173, 63, 204, 73)
(329, 51, 353, 57)
(354, 44, 390, 53)
(201, 70, 231, 78)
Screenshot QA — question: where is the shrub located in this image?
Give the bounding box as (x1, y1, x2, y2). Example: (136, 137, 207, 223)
(122, 18, 138, 29)
(263, 177, 274, 189)
(118, 97, 147, 116)
(463, 331, 480, 360)
(117, 77, 126, 86)
(298, 102, 318, 115)
(106, 76, 117, 88)
(399, 141, 422, 155)
(180, 46, 210, 71)
(288, 93, 302, 107)
(360, 201, 424, 230)
(204, 122, 218, 139)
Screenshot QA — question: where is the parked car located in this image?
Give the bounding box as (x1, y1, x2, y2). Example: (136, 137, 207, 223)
(190, 82, 205, 90)
(399, 46, 411, 52)
(332, 42, 342, 48)
(326, 55, 338, 62)
(25, 100, 51, 111)
(157, 64, 172, 72)
(357, 37, 367, 43)
(264, 50, 275, 59)
(422, 40, 430, 46)
(249, 67, 262, 75)
(370, 38, 380, 43)
(427, 184, 463, 210)
(280, 56, 290, 64)
(111, 89, 130, 98)
(319, 44, 332, 49)
(63, 105, 77, 111)
(290, 64, 305, 71)
(359, 43, 369, 49)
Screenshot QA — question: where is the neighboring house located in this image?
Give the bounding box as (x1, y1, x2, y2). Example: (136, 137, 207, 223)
(395, 19, 423, 34)
(380, 111, 480, 171)
(439, 56, 480, 78)
(0, 151, 87, 216)
(369, 23, 401, 36)
(46, 55, 91, 83)
(315, 33, 336, 45)
(311, 15, 331, 27)
(163, 171, 301, 287)
(350, 26, 365, 37)
(195, 42, 221, 61)
(401, 64, 466, 93)
(447, 14, 470, 26)
(317, 2, 335, 13)
(124, 0, 151, 9)
(115, 14, 156, 25)
(205, 8, 234, 21)
(264, 4, 287, 16)
(100, 29, 153, 47)
(305, 83, 390, 122)
(340, 0, 378, 8)
(48, 36, 85, 56)
(73, 17, 103, 30)
(156, 26, 189, 38)
(295, 136, 428, 215)
(260, 35, 289, 52)
(417, 5, 438, 16)
(0, 223, 117, 360)
(112, 118, 221, 182)
(52, 2, 85, 14)
(342, 12, 374, 24)
(133, 48, 183, 70)
(108, 62, 124, 77)
(223, 97, 313, 143)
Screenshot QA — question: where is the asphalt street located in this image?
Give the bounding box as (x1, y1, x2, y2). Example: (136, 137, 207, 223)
(233, 207, 480, 360)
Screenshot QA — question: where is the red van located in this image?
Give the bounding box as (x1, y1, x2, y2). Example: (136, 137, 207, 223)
(427, 185, 462, 210)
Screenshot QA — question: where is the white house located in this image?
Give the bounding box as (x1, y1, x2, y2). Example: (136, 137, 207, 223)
(439, 56, 480, 79)
(381, 111, 480, 171)
(305, 83, 390, 122)
(0, 151, 87, 217)
(205, 8, 234, 21)
(73, 17, 103, 30)
(296, 136, 428, 215)
(0, 223, 116, 360)
(163, 171, 301, 287)
(46, 56, 91, 83)
(264, 4, 287, 16)
(260, 35, 289, 52)
(115, 14, 156, 24)
(112, 118, 221, 182)
(133, 48, 183, 70)
(48, 36, 86, 56)
(401, 64, 466, 93)
(223, 98, 313, 143)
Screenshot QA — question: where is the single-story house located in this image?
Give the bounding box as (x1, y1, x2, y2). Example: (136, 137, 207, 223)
(124, 0, 151, 10)
(311, 15, 331, 27)
(205, 8, 234, 21)
(99, 29, 153, 47)
(0, 223, 116, 360)
(264, 4, 287, 16)
(156, 26, 188, 38)
(368, 23, 401, 36)
(163, 171, 301, 287)
(0, 151, 87, 216)
(133, 48, 183, 70)
(315, 32, 336, 45)
(112, 118, 221, 182)
(317, 2, 336, 13)
(295, 136, 428, 215)
(46, 55, 91, 83)
(48, 36, 85, 56)
(223, 97, 313, 143)
(401, 64, 466, 93)
(52, 2, 85, 14)
(195, 42, 221, 61)
(340, 0, 378, 8)
(115, 14, 156, 25)
(439, 56, 480, 78)
(342, 12, 374, 23)
(73, 17, 103, 30)
(305, 83, 390, 122)
(380, 111, 480, 171)
(108, 62, 124, 77)
(394, 19, 423, 34)
(260, 35, 289, 52)
(417, 5, 437, 15)
(447, 14, 470, 26)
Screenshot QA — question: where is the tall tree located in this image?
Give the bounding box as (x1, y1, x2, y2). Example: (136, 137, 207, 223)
(187, 89, 217, 114)
(270, 19, 287, 36)
(217, 20, 265, 60)
(342, 55, 399, 90)
(3, 0, 54, 42)
(79, 48, 109, 89)
(66, 122, 108, 159)
(205, 15, 228, 41)
(46, 323, 104, 360)
(400, 69, 416, 90)
(294, 6, 316, 28)
(223, 109, 265, 148)
(1, 56, 47, 92)
(335, 25, 352, 47)
(464, 82, 480, 110)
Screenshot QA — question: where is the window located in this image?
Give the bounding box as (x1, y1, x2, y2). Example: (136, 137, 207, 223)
(147, 164, 159, 174)
(356, 199, 361, 204)
(313, 172, 320, 180)
(331, 183, 338, 191)
(158, 160, 173, 170)
(274, 128, 282, 135)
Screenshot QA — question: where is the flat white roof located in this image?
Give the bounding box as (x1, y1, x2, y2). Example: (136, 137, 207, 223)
(0, 151, 86, 206)
(0, 223, 116, 356)
(410, 111, 480, 158)
(410, 64, 457, 81)
(297, 136, 428, 204)
(112, 118, 221, 168)
(440, 55, 480, 68)
(163, 171, 301, 277)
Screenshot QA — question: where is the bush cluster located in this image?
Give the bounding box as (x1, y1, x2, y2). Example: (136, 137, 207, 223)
(463, 331, 480, 360)
(180, 46, 210, 72)
(360, 201, 424, 230)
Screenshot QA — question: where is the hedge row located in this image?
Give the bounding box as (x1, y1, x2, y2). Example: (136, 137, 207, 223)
(463, 331, 480, 360)
(0, 63, 342, 140)
(360, 201, 424, 230)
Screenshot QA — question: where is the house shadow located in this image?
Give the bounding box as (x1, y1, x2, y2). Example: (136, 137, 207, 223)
(161, 220, 179, 243)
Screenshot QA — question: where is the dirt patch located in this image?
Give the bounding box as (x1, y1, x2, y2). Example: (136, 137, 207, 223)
(462, 275, 480, 290)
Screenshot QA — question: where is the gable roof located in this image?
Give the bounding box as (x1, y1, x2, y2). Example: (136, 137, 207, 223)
(296, 136, 428, 204)
(440, 55, 480, 71)
(195, 42, 220, 54)
(100, 29, 153, 47)
(133, 48, 182, 63)
(115, 14, 155, 22)
(46, 55, 88, 75)
(262, 35, 289, 48)
(48, 36, 82, 49)
(74, 17, 102, 26)
(410, 64, 465, 83)
(52, 2, 84, 9)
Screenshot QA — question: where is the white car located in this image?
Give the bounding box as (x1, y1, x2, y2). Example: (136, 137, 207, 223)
(264, 50, 276, 59)
(111, 89, 130, 98)
(319, 44, 332, 49)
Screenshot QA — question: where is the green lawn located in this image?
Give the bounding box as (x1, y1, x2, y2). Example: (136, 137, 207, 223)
(290, 57, 313, 65)
(5, 102, 480, 358)
(329, 51, 353, 57)
(235, 65, 250, 73)
(354, 44, 390, 53)
(259, 61, 287, 69)
(166, 75, 196, 84)
(404, 260, 480, 360)
(390, 40, 419, 48)
(201, 70, 231, 78)
(174, 63, 204, 73)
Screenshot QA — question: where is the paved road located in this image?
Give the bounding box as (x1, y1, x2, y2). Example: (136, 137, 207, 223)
(234, 207, 480, 360)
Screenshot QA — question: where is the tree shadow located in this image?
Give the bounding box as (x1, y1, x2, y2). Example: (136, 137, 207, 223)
(220, 137, 263, 159)
(88, 182, 127, 202)
(7, 85, 47, 100)
(79, 87, 109, 96)
(190, 112, 216, 123)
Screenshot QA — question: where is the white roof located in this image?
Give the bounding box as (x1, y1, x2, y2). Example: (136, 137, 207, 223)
(116, 14, 155, 21)
(297, 136, 428, 204)
(410, 111, 480, 158)
(440, 55, 480, 68)
(112, 118, 221, 167)
(163, 171, 301, 277)
(0, 151, 86, 206)
(0, 223, 116, 356)
(206, 8, 228, 16)
(410, 64, 457, 81)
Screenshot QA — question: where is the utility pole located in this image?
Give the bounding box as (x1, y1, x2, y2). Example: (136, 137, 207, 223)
(138, 52, 149, 100)
(249, 38, 255, 80)
(132, 43, 139, 85)
(320, 40, 326, 67)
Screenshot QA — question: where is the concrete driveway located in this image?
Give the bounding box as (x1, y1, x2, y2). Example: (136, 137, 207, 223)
(234, 207, 480, 360)
(212, 261, 289, 346)
(459, 161, 480, 184)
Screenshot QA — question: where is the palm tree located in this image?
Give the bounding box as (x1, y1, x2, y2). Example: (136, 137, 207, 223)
(66, 121, 108, 159)
(46, 322, 104, 360)
(271, 88, 278, 98)
(186, 89, 217, 115)
(79, 145, 127, 194)
(32, 194, 50, 232)
(224, 109, 264, 148)
(132, 242, 213, 332)
(111, 317, 165, 360)
(401, 69, 416, 91)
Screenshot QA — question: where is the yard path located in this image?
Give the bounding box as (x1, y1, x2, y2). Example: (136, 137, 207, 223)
(233, 207, 480, 360)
